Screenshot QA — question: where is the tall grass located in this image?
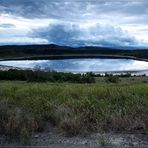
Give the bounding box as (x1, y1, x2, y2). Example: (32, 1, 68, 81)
(0, 81, 147, 141)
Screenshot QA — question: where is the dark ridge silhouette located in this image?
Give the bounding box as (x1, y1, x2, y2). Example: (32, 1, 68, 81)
(0, 44, 148, 61)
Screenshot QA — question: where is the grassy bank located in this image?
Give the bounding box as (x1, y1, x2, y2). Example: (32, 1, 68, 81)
(0, 81, 147, 143)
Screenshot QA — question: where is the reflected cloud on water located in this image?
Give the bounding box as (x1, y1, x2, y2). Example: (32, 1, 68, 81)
(0, 59, 148, 73)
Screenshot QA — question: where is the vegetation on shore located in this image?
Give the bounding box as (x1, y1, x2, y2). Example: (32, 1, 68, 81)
(0, 69, 95, 83)
(0, 68, 146, 83)
(0, 80, 147, 143)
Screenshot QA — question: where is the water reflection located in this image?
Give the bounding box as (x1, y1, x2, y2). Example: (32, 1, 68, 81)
(0, 59, 148, 73)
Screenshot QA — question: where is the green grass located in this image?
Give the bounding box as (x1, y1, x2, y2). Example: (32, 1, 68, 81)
(95, 76, 148, 84)
(0, 80, 147, 142)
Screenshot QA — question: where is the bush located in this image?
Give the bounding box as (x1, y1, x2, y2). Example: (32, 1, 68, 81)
(106, 75, 119, 83)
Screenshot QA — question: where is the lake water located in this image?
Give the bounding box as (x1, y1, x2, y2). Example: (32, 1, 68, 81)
(0, 58, 148, 75)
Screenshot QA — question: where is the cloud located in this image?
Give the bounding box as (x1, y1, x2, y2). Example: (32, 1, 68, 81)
(0, 14, 50, 45)
(1, 0, 148, 23)
(0, 37, 48, 45)
(32, 23, 137, 47)
(0, 0, 148, 47)
(0, 23, 15, 28)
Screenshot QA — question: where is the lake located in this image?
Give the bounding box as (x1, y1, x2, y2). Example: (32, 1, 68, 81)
(0, 58, 148, 75)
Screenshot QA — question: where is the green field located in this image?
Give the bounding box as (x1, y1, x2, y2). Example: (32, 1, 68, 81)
(0, 80, 148, 143)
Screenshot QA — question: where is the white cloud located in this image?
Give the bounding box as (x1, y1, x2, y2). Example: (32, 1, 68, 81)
(0, 13, 54, 30)
(0, 37, 48, 45)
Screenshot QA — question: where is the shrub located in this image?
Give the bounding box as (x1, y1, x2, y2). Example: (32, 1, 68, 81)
(106, 75, 119, 83)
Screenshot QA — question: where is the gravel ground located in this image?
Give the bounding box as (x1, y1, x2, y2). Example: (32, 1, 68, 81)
(0, 125, 148, 147)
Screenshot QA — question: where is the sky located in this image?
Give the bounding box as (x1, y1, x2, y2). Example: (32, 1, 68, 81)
(0, 0, 148, 48)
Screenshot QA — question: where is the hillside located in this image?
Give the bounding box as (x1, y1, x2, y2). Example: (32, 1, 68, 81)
(0, 44, 148, 60)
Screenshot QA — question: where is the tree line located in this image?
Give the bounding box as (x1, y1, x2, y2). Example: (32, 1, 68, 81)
(0, 69, 95, 83)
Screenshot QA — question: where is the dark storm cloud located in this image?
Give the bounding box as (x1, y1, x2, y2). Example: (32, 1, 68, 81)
(32, 23, 137, 47)
(33, 24, 81, 46)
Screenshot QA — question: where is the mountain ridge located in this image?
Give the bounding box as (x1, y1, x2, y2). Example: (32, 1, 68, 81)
(0, 44, 148, 60)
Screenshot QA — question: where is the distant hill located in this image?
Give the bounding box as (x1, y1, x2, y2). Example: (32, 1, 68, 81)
(0, 44, 148, 60)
